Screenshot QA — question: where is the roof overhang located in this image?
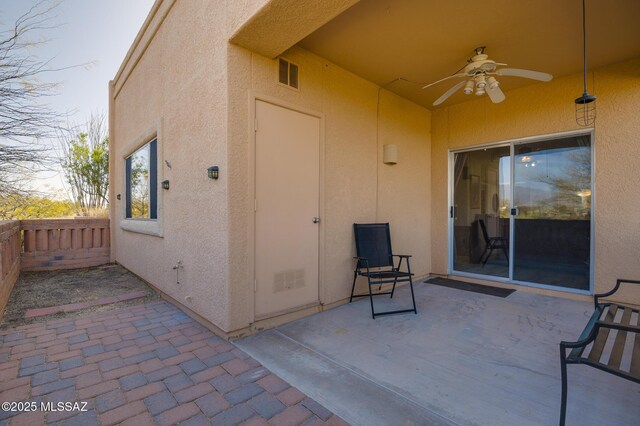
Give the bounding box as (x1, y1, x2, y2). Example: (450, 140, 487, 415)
(229, 0, 360, 59)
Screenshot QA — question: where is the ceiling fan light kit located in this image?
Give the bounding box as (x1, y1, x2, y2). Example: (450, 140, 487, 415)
(487, 76, 499, 90)
(424, 46, 553, 106)
(463, 80, 475, 94)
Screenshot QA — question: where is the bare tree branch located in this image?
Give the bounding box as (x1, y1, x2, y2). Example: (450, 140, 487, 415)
(0, 0, 68, 200)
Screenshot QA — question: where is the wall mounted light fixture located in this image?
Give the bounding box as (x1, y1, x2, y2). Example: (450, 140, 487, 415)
(383, 144, 398, 164)
(162, 180, 170, 190)
(207, 166, 219, 179)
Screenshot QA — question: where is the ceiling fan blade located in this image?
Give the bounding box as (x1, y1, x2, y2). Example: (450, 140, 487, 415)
(486, 85, 505, 103)
(496, 68, 553, 81)
(422, 73, 467, 89)
(433, 81, 466, 106)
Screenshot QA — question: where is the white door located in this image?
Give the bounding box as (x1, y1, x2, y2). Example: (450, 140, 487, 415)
(254, 100, 320, 318)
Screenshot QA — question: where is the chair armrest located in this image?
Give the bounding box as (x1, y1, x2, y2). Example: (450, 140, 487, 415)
(560, 308, 601, 357)
(390, 255, 412, 273)
(353, 256, 370, 270)
(594, 278, 640, 309)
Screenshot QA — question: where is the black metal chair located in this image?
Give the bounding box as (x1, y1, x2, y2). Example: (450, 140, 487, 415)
(479, 219, 509, 266)
(350, 223, 417, 319)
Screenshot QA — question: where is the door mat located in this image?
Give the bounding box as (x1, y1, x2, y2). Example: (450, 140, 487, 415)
(425, 277, 515, 298)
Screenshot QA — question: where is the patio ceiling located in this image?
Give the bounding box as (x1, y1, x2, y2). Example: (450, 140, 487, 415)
(298, 0, 640, 109)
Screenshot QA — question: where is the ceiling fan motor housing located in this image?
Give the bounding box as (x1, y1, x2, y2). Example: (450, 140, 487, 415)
(465, 56, 499, 76)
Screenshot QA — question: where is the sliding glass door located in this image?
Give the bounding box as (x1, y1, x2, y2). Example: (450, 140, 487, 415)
(452, 146, 511, 278)
(512, 136, 592, 290)
(451, 133, 592, 292)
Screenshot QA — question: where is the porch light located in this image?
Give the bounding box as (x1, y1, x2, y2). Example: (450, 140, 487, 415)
(207, 166, 219, 179)
(161, 180, 170, 190)
(575, 0, 596, 126)
(383, 144, 398, 164)
(463, 80, 474, 95)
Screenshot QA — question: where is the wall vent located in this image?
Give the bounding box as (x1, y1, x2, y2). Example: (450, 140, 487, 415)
(273, 269, 305, 292)
(278, 58, 299, 89)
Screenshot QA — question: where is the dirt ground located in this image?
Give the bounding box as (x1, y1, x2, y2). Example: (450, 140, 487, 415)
(0, 264, 159, 328)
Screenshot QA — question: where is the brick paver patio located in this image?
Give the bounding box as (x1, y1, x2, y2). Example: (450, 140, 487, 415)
(0, 301, 348, 425)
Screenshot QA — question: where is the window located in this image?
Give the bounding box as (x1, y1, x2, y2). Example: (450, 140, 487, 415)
(125, 139, 157, 219)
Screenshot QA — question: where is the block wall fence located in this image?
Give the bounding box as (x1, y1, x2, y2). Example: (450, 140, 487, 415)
(0, 218, 110, 320)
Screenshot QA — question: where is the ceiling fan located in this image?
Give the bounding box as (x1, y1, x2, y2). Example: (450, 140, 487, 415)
(423, 47, 553, 106)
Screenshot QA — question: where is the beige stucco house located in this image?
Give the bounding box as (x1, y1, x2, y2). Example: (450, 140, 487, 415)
(109, 0, 640, 338)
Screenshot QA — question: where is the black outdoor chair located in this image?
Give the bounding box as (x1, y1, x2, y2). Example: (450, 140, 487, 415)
(479, 219, 509, 266)
(350, 223, 417, 319)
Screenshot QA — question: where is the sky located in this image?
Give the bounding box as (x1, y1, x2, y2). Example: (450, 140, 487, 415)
(0, 0, 155, 196)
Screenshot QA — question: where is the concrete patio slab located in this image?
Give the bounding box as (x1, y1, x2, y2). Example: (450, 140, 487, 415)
(236, 282, 640, 426)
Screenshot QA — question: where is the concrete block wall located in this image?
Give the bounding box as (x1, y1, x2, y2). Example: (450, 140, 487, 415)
(20, 219, 111, 271)
(0, 220, 21, 321)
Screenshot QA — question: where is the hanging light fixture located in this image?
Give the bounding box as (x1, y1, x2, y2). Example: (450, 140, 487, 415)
(575, 0, 596, 126)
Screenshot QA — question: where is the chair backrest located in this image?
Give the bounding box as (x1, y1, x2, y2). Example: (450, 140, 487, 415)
(478, 219, 490, 244)
(353, 223, 393, 268)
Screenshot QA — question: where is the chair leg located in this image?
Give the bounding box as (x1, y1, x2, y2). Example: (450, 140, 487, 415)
(408, 276, 417, 314)
(483, 247, 494, 266)
(367, 277, 376, 319)
(390, 277, 398, 299)
(350, 270, 358, 303)
(480, 247, 489, 266)
(559, 347, 568, 426)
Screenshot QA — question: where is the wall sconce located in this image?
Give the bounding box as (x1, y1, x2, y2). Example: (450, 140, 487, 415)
(383, 144, 398, 164)
(207, 166, 219, 180)
(162, 180, 170, 190)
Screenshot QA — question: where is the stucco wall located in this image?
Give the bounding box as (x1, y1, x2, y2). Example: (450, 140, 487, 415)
(431, 57, 640, 305)
(111, 1, 431, 334)
(226, 45, 431, 331)
(111, 0, 232, 330)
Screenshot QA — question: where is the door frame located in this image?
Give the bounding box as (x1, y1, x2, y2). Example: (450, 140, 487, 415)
(447, 128, 595, 295)
(248, 92, 325, 322)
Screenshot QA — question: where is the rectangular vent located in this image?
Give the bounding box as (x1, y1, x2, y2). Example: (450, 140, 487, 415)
(273, 268, 305, 292)
(278, 58, 299, 89)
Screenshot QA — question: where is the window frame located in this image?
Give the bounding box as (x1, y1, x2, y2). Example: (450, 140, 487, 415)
(120, 123, 164, 237)
(125, 139, 158, 221)
(277, 57, 300, 91)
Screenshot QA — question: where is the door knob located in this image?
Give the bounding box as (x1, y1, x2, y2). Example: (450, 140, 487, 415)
(312, 217, 321, 223)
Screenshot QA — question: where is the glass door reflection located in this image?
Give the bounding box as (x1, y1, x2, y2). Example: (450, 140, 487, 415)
(512, 136, 591, 290)
(453, 146, 511, 278)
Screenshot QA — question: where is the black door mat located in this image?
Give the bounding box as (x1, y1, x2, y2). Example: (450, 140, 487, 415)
(425, 277, 515, 298)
